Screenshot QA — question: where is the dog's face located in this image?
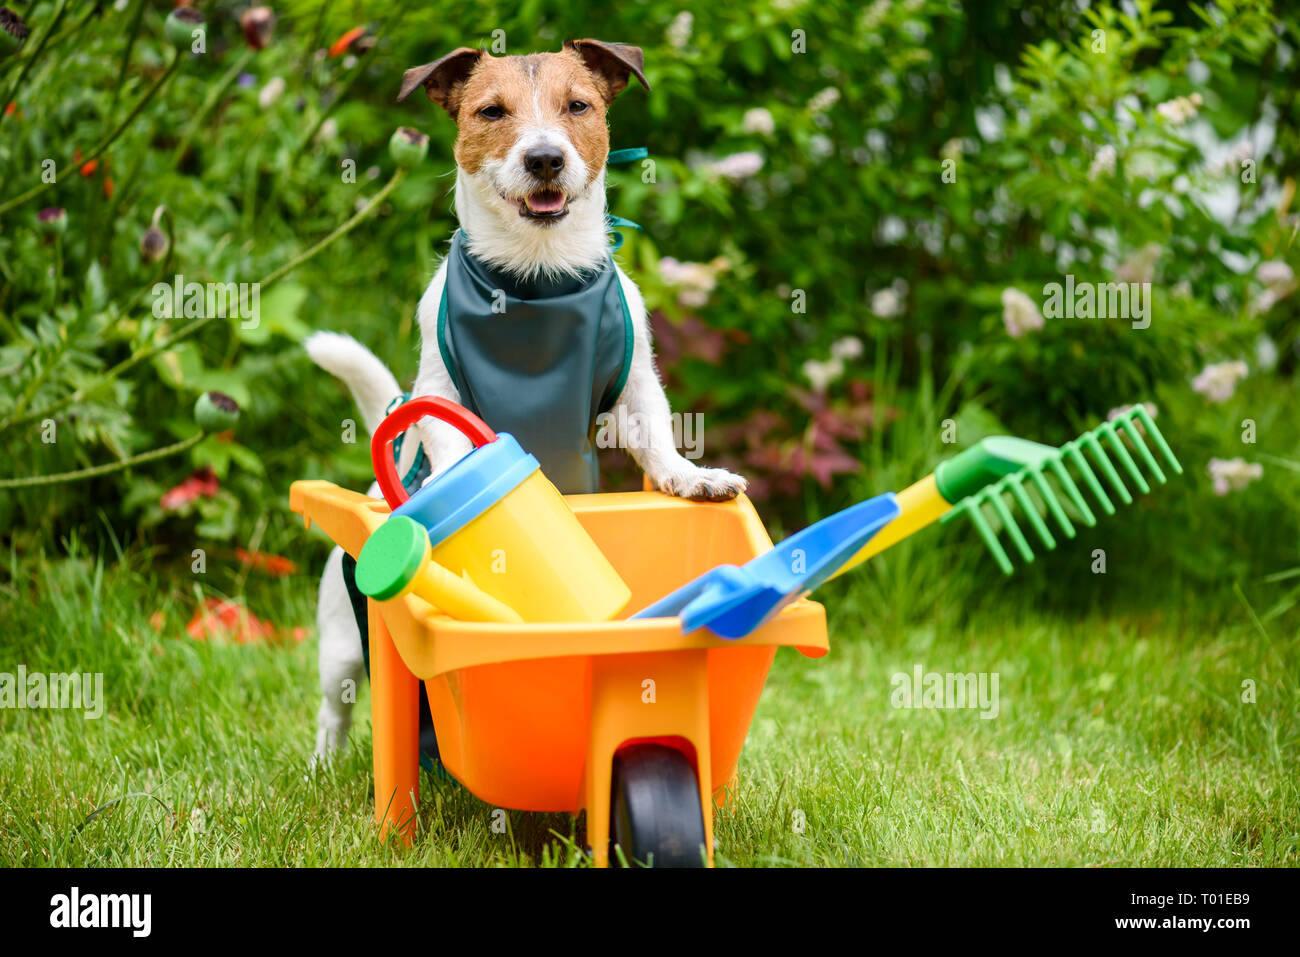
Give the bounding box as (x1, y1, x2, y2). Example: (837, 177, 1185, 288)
(398, 40, 648, 227)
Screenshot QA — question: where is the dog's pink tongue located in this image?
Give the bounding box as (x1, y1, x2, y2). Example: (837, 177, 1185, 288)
(526, 190, 565, 213)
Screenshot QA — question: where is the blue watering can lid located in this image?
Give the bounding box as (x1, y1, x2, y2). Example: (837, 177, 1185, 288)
(392, 432, 539, 548)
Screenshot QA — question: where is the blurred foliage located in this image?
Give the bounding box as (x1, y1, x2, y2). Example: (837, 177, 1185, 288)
(0, 0, 1296, 616)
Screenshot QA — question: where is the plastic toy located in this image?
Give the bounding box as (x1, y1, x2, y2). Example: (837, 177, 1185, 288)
(291, 400, 1179, 865)
(368, 395, 630, 622)
(291, 477, 828, 867)
(634, 405, 1181, 640)
(832, 404, 1182, 575)
(631, 493, 901, 638)
(355, 515, 523, 623)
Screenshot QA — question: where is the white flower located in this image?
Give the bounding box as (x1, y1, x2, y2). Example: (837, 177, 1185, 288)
(1116, 243, 1162, 284)
(315, 118, 338, 142)
(658, 256, 728, 308)
(1088, 144, 1117, 180)
(742, 107, 775, 136)
(1001, 287, 1044, 338)
(1191, 360, 1248, 403)
(258, 76, 286, 109)
(706, 151, 764, 180)
(807, 87, 841, 113)
(871, 287, 902, 319)
(1251, 260, 1297, 314)
(830, 336, 864, 361)
(1255, 334, 1279, 372)
(808, 134, 834, 161)
(802, 356, 844, 393)
(1256, 260, 1294, 288)
(666, 11, 693, 50)
(1108, 402, 1158, 422)
(1155, 93, 1201, 126)
(1208, 457, 1262, 496)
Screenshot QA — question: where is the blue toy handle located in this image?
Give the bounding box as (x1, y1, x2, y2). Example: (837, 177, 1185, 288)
(630, 493, 901, 640)
(632, 568, 735, 620)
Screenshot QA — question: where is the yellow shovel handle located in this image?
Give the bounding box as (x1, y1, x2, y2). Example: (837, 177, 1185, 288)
(829, 474, 952, 580)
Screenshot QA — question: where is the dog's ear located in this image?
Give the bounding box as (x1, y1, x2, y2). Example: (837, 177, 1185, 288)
(397, 47, 484, 117)
(564, 39, 649, 102)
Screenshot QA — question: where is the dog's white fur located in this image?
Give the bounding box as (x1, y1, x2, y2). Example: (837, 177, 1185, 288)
(305, 64, 745, 762)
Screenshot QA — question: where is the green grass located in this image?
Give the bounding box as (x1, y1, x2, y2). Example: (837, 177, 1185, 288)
(1, 544, 1296, 867)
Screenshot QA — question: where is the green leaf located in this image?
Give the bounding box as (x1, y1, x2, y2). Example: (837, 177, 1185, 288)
(83, 262, 107, 312)
(152, 343, 204, 391)
(239, 282, 308, 344)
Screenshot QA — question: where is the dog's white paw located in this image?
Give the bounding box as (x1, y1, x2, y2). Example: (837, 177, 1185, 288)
(656, 465, 748, 502)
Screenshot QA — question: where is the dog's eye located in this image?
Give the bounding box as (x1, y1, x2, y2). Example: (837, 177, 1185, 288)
(477, 105, 505, 120)
(568, 100, 590, 115)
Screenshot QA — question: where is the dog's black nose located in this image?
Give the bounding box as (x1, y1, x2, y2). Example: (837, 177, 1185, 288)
(524, 147, 565, 180)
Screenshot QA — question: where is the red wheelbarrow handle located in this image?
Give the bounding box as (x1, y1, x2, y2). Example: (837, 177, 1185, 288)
(371, 396, 497, 508)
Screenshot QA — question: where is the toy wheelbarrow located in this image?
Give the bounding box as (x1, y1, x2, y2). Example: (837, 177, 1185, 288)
(290, 479, 831, 867)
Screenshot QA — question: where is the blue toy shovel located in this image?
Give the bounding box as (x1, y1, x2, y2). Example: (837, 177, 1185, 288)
(631, 493, 900, 640)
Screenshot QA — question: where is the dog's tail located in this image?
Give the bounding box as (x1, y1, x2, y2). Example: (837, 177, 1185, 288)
(304, 332, 402, 435)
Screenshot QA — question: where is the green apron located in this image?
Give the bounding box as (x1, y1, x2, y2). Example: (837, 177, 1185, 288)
(436, 229, 634, 495)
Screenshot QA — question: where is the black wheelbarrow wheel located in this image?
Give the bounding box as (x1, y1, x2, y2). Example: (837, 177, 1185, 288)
(610, 743, 707, 867)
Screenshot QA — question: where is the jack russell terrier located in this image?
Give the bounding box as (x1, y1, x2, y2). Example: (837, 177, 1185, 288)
(304, 39, 747, 761)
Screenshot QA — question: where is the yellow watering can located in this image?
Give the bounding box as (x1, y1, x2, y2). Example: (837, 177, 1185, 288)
(360, 396, 631, 623)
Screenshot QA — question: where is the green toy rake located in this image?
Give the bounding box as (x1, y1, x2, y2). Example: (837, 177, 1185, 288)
(832, 405, 1183, 577)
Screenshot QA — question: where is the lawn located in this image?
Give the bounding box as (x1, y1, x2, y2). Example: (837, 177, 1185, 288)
(2, 543, 1294, 867)
(1, 0, 1297, 874)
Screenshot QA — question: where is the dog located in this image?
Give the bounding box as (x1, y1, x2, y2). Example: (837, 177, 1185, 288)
(304, 40, 747, 761)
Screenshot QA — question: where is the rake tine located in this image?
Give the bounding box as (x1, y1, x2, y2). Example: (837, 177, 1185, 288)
(1008, 476, 1056, 549)
(1103, 423, 1150, 495)
(1134, 406, 1183, 474)
(1030, 468, 1075, 538)
(1061, 444, 1107, 519)
(965, 501, 1014, 575)
(1118, 417, 1166, 484)
(1050, 454, 1100, 526)
(1084, 434, 1132, 505)
(989, 487, 1034, 563)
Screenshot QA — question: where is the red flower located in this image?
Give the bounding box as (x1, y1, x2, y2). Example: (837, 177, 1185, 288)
(184, 598, 304, 645)
(185, 598, 274, 644)
(328, 26, 366, 57)
(235, 548, 299, 577)
(160, 466, 219, 511)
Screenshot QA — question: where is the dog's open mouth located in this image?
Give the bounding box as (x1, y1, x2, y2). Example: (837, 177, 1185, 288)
(518, 189, 568, 220)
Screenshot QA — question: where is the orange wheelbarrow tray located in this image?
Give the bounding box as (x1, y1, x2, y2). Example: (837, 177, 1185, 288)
(290, 480, 830, 867)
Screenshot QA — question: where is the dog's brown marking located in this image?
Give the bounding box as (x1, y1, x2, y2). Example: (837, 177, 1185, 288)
(563, 39, 648, 103)
(397, 47, 483, 115)
(400, 43, 649, 188)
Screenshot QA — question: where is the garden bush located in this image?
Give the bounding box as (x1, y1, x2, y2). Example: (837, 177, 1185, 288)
(0, 0, 1295, 624)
